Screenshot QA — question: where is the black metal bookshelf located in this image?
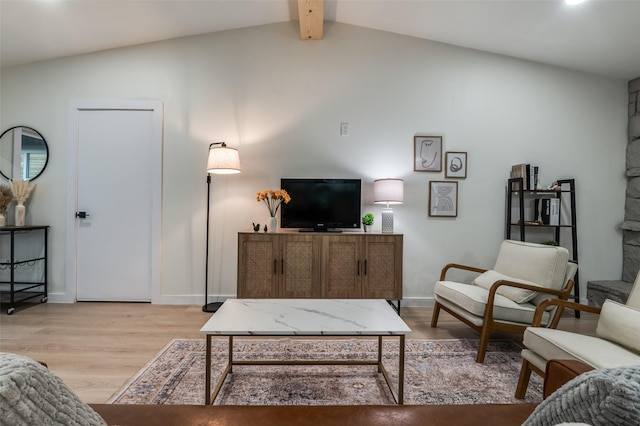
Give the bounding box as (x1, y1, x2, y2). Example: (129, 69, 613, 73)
(506, 178, 579, 317)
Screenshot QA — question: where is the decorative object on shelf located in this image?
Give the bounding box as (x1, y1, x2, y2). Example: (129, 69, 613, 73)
(429, 180, 458, 217)
(203, 142, 241, 314)
(15, 202, 25, 226)
(414, 135, 442, 172)
(374, 179, 404, 233)
(362, 213, 374, 232)
(0, 184, 13, 226)
(10, 179, 36, 226)
(252, 223, 260, 232)
(547, 181, 562, 191)
(256, 189, 291, 233)
(445, 151, 467, 179)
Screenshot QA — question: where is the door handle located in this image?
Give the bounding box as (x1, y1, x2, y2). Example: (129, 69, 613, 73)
(75, 211, 90, 219)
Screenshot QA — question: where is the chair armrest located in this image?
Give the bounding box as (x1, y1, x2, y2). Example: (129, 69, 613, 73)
(489, 280, 566, 297)
(543, 359, 595, 399)
(439, 263, 487, 281)
(483, 281, 569, 325)
(543, 359, 594, 399)
(531, 299, 601, 327)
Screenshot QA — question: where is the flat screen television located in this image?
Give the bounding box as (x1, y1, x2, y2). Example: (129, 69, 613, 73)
(280, 178, 361, 232)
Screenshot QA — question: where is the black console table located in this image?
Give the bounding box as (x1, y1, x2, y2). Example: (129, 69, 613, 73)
(0, 226, 49, 315)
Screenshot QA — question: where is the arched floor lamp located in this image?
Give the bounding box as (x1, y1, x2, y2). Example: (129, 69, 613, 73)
(203, 142, 241, 313)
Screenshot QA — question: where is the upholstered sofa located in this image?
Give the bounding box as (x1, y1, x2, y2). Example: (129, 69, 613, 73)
(2, 351, 600, 426)
(515, 272, 640, 399)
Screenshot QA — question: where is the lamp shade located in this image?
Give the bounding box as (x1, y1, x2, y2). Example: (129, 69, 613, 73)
(207, 143, 241, 174)
(373, 179, 404, 204)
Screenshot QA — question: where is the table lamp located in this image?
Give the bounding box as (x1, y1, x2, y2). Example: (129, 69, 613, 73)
(373, 178, 404, 233)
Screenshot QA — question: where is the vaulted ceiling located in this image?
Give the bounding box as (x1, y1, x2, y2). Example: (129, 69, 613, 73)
(1, 0, 639, 80)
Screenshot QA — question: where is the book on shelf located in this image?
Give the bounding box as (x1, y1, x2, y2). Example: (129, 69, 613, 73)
(530, 165, 539, 190)
(540, 198, 551, 225)
(533, 198, 559, 225)
(510, 163, 539, 190)
(510, 164, 528, 190)
(549, 198, 560, 225)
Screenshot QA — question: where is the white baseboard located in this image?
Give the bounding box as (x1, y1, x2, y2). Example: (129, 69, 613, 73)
(154, 294, 236, 305)
(46, 293, 74, 303)
(42, 293, 437, 307)
(43, 292, 234, 305)
(398, 297, 434, 308)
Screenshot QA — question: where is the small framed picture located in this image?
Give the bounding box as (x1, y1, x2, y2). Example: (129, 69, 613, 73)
(414, 135, 442, 172)
(445, 151, 467, 179)
(429, 181, 458, 217)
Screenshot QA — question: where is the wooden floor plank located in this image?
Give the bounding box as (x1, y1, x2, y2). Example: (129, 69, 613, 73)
(0, 302, 598, 403)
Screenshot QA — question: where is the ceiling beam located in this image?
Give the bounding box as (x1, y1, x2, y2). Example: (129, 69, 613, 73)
(298, 0, 324, 40)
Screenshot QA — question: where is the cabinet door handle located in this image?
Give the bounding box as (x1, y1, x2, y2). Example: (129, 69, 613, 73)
(281, 259, 284, 275)
(357, 260, 360, 276)
(364, 260, 367, 275)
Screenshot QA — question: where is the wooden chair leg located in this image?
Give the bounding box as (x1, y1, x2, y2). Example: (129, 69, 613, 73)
(430, 301, 441, 327)
(515, 359, 533, 399)
(475, 325, 491, 363)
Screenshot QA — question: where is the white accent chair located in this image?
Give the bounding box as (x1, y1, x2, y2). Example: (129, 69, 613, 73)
(515, 271, 640, 399)
(431, 240, 578, 363)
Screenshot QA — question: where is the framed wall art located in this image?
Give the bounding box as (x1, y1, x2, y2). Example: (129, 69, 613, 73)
(445, 151, 467, 179)
(414, 135, 442, 172)
(429, 181, 458, 217)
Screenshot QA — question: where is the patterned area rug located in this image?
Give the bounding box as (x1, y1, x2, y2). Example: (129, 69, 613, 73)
(108, 338, 542, 406)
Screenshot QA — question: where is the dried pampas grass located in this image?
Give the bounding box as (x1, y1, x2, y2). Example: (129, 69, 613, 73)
(10, 179, 36, 203)
(0, 184, 12, 214)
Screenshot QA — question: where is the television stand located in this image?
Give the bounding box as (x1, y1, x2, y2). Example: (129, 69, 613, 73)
(237, 232, 403, 306)
(299, 228, 343, 233)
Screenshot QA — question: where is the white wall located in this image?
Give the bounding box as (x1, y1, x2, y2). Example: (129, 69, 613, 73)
(0, 22, 628, 305)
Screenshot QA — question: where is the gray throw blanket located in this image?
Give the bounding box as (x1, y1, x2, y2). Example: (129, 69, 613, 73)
(0, 353, 106, 426)
(523, 365, 640, 426)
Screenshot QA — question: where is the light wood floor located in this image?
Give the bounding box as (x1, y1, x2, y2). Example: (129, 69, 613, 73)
(0, 302, 599, 404)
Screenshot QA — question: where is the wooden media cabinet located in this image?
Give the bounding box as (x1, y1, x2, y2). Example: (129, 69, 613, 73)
(237, 231, 403, 304)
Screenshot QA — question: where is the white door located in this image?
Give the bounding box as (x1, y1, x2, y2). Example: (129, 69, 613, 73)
(67, 100, 163, 302)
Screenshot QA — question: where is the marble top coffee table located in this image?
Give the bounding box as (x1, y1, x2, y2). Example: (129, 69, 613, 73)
(200, 298, 411, 405)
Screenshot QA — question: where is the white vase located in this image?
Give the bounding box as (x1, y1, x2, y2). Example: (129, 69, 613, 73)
(15, 202, 25, 226)
(0, 213, 5, 227)
(269, 217, 277, 233)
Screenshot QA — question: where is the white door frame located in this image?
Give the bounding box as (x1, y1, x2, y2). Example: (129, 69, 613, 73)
(66, 99, 163, 303)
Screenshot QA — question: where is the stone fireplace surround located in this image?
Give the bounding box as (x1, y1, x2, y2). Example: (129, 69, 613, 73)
(588, 77, 640, 306)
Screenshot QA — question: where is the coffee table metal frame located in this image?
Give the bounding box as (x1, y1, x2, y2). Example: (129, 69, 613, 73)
(201, 299, 409, 405)
(205, 333, 405, 405)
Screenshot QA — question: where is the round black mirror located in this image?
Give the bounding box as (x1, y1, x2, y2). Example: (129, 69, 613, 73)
(0, 126, 49, 181)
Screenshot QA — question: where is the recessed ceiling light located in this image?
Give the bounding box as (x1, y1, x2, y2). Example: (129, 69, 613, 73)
(565, 0, 587, 5)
